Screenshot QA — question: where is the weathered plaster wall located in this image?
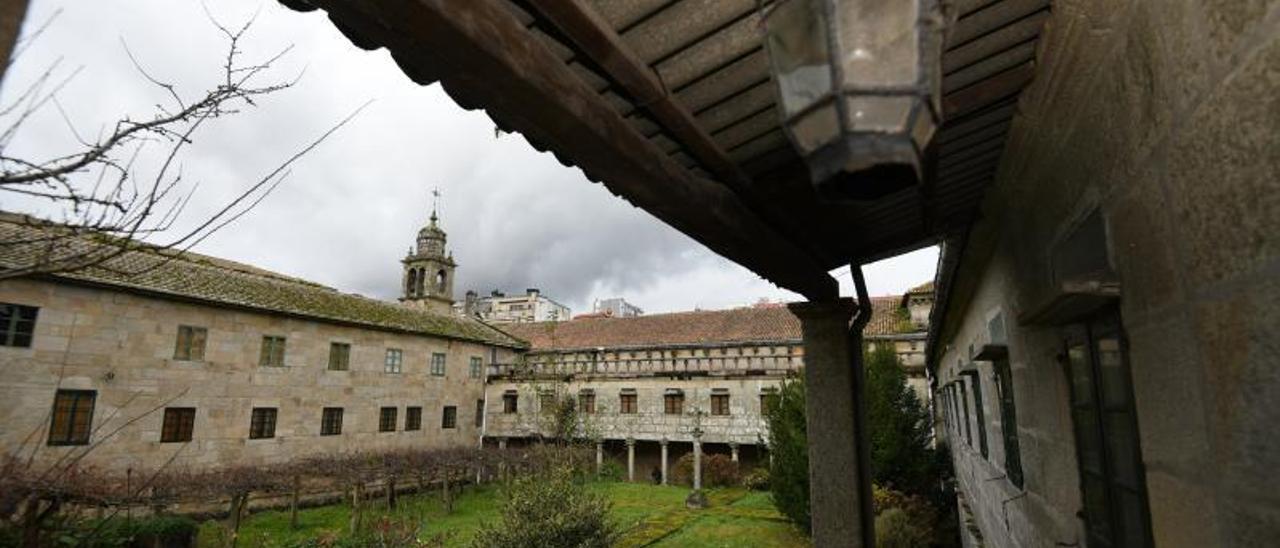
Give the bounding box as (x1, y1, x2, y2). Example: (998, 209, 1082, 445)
(0, 279, 516, 471)
(935, 0, 1280, 546)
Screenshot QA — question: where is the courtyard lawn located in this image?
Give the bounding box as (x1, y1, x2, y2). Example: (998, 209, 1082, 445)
(197, 481, 809, 547)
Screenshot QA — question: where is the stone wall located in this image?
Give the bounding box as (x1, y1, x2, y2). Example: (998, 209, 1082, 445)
(0, 279, 518, 472)
(934, 0, 1280, 546)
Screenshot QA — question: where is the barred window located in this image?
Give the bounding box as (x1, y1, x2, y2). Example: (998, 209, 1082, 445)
(161, 407, 195, 443)
(406, 406, 422, 431)
(379, 407, 398, 432)
(249, 408, 277, 439)
(321, 407, 343, 436)
(173, 326, 207, 361)
(619, 391, 637, 414)
(469, 356, 483, 379)
(328, 342, 351, 371)
(962, 369, 989, 459)
(711, 393, 730, 416)
(385, 348, 403, 374)
(430, 353, 446, 376)
(502, 392, 518, 414)
(48, 390, 95, 446)
(1, 303, 38, 348)
(259, 336, 286, 367)
(441, 406, 457, 429)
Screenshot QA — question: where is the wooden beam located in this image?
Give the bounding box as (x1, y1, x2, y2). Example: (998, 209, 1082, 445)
(295, 0, 838, 300)
(524, 1, 754, 188)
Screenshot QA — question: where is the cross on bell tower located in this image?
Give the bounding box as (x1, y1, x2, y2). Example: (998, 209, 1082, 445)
(401, 188, 456, 314)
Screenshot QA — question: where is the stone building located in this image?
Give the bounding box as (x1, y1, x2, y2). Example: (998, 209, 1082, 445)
(591, 297, 644, 318)
(0, 212, 524, 472)
(481, 296, 930, 482)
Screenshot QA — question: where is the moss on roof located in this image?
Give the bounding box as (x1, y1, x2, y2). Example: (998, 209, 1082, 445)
(0, 214, 526, 348)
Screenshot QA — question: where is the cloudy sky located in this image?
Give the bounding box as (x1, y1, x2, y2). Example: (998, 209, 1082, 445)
(2, 0, 937, 314)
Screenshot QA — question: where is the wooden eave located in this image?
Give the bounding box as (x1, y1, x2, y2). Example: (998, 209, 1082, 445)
(278, 0, 1049, 297)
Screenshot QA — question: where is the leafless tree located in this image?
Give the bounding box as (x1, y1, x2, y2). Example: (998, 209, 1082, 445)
(0, 9, 366, 280)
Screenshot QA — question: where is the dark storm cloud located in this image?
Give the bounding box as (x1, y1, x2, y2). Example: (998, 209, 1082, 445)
(3, 0, 935, 315)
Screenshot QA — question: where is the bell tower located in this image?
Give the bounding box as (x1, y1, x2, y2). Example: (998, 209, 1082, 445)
(401, 191, 456, 315)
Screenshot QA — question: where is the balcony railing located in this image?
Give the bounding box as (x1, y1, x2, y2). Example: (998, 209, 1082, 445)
(487, 355, 802, 379)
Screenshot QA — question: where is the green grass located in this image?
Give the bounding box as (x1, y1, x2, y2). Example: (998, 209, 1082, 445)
(197, 482, 809, 547)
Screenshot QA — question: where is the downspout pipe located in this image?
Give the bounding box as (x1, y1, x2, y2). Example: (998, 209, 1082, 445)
(848, 265, 876, 548)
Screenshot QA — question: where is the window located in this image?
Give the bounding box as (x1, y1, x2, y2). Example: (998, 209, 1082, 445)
(0, 303, 38, 348)
(160, 407, 195, 443)
(1064, 310, 1152, 548)
(430, 353, 446, 376)
(259, 336, 286, 367)
(441, 406, 457, 429)
(539, 392, 556, 413)
(760, 389, 778, 416)
(475, 399, 485, 427)
(406, 406, 422, 431)
(994, 358, 1024, 488)
(962, 370, 989, 459)
(385, 349, 403, 373)
(379, 407, 398, 432)
(321, 407, 344, 435)
(249, 408, 277, 439)
(619, 391, 637, 414)
(959, 380, 972, 447)
(578, 391, 596, 414)
(469, 356, 483, 379)
(711, 393, 730, 416)
(663, 391, 684, 415)
(328, 342, 350, 371)
(502, 392, 518, 414)
(173, 326, 207, 361)
(48, 389, 95, 446)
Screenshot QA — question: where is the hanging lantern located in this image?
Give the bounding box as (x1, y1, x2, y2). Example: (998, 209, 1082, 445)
(762, 0, 948, 201)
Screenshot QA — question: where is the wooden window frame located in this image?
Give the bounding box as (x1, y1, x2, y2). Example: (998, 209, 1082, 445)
(161, 407, 196, 443)
(405, 406, 422, 431)
(469, 356, 483, 379)
(619, 392, 637, 414)
(379, 407, 398, 432)
(430, 353, 447, 376)
(502, 393, 518, 414)
(384, 348, 403, 374)
(711, 393, 730, 416)
(328, 342, 351, 371)
(663, 393, 684, 415)
(441, 405, 457, 429)
(48, 389, 95, 446)
(249, 407, 277, 439)
(321, 407, 344, 436)
(0, 302, 38, 348)
(173, 325, 207, 361)
(578, 392, 596, 414)
(259, 336, 286, 367)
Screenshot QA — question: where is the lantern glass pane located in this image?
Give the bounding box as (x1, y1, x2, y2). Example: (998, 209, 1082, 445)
(838, 0, 920, 88)
(845, 96, 913, 133)
(910, 103, 937, 149)
(790, 101, 840, 153)
(766, 0, 832, 117)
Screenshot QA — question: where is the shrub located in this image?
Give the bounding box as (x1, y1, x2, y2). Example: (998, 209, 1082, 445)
(597, 460, 625, 482)
(471, 466, 617, 548)
(669, 453, 739, 488)
(741, 467, 770, 491)
(875, 508, 931, 548)
(764, 375, 810, 532)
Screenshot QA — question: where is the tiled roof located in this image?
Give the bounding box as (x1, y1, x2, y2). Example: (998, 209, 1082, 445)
(504, 296, 913, 351)
(866, 296, 915, 337)
(906, 281, 935, 295)
(0, 213, 525, 348)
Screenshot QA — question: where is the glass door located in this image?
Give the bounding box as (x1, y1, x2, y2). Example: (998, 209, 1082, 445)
(1063, 309, 1153, 548)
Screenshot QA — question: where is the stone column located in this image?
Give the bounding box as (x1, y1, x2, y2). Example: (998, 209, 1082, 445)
(692, 433, 703, 491)
(626, 437, 636, 482)
(729, 442, 739, 463)
(660, 438, 669, 485)
(596, 440, 604, 477)
(788, 298, 871, 547)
